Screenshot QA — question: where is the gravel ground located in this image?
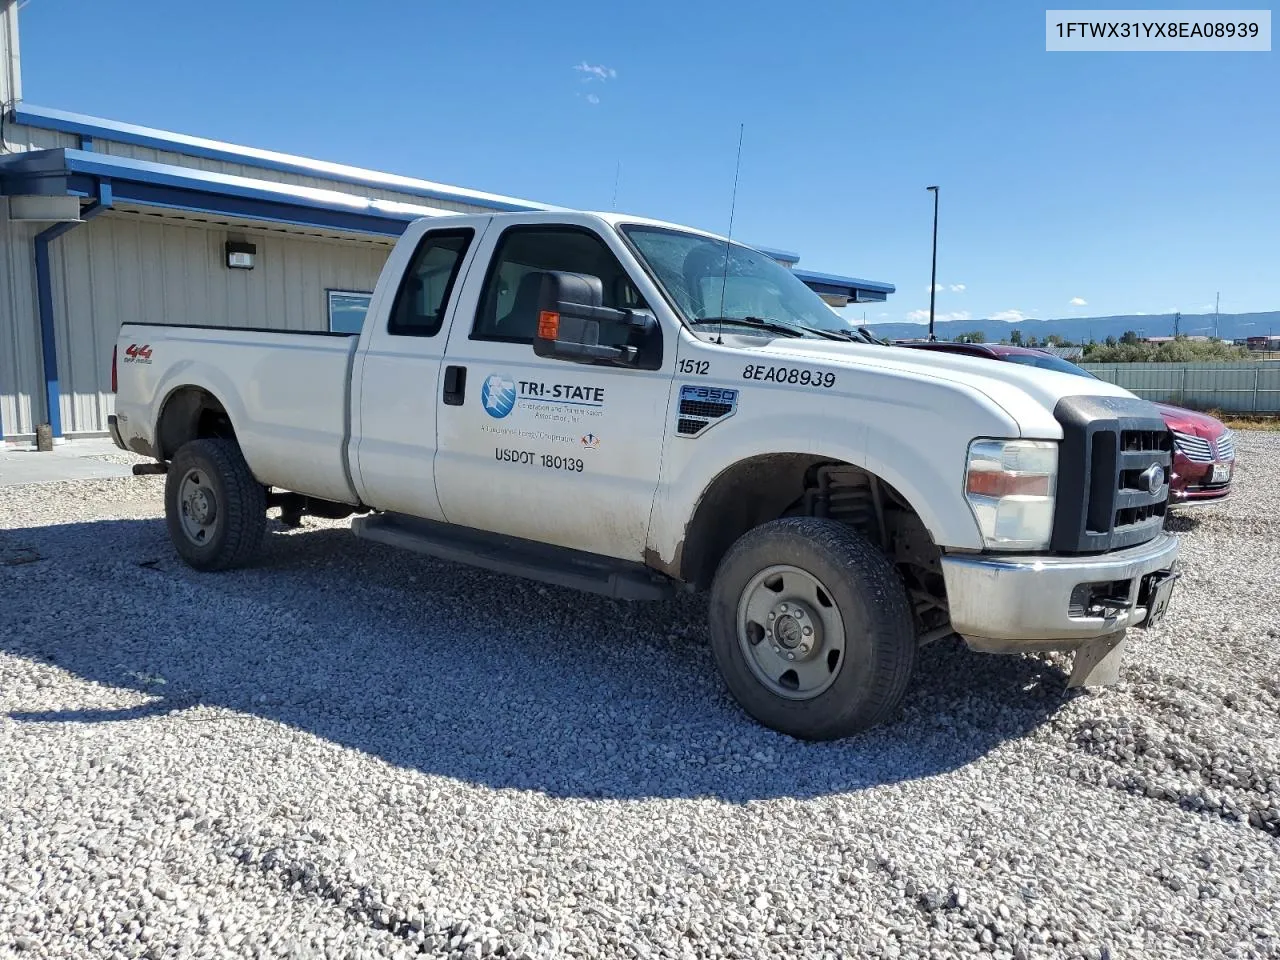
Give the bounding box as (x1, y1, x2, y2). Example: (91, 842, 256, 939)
(1, 434, 1277, 960)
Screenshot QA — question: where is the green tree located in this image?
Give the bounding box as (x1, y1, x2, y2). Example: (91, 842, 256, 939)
(1120, 330, 1140, 345)
(954, 331, 986, 344)
(1009, 329, 1023, 346)
(1105, 335, 1117, 347)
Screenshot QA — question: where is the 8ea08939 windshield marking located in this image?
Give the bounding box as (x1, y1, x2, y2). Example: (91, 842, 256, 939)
(742, 365, 836, 388)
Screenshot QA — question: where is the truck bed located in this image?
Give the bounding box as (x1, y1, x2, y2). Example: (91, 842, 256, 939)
(114, 322, 362, 504)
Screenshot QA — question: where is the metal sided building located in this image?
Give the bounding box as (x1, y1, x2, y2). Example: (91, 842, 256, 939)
(0, 2, 893, 443)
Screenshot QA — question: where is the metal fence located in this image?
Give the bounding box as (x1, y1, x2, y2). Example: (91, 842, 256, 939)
(1080, 362, 1280, 414)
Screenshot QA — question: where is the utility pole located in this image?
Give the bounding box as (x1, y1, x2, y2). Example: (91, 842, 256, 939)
(1174, 311, 1181, 339)
(926, 186, 939, 341)
(1214, 292, 1220, 340)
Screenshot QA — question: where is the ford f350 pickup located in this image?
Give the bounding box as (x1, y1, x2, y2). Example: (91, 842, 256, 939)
(111, 211, 1180, 739)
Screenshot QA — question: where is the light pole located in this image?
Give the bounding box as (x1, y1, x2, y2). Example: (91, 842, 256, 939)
(926, 186, 939, 340)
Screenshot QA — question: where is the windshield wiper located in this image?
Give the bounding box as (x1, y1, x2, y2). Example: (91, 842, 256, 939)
(691, 316, 858, 342)
(690, 316, 807, 338)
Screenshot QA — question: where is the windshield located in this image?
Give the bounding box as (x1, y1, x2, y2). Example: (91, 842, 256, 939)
(620, 224, 854, 336)
(1001, 352, 1097, 379)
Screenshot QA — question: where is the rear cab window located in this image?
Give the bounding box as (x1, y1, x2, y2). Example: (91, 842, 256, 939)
(388, 229, 475, 337)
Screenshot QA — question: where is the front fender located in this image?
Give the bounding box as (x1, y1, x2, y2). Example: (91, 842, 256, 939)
(647, 393, 1019, 572)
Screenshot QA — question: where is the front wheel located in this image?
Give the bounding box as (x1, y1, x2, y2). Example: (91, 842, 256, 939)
(708, 517, 916, 740)
(164, 438, 267, 571)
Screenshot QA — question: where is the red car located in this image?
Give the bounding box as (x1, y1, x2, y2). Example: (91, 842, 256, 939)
(895, 341, 1234, 507)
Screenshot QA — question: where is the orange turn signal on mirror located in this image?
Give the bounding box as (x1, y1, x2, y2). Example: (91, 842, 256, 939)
(538, 311, 560, 339)
(966, 471, 1052, 498)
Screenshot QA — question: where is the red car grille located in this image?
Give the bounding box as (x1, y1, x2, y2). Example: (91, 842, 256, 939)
(1173, 429, 1235, 463)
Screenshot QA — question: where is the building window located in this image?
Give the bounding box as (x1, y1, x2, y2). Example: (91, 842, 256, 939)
(328, 290, 373, 333)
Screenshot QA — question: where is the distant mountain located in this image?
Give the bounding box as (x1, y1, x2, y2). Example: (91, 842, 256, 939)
(864, 311, 1280, 344)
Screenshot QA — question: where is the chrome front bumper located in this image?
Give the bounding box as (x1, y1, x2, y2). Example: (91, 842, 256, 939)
(940, 533, 1180, 653)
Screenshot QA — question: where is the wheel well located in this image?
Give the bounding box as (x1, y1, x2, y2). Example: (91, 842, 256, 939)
(678, 455, 950, 638)
(156, 387, 237, 461)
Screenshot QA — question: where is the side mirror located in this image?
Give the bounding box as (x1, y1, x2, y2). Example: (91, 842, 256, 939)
(532, 271, 656, 366)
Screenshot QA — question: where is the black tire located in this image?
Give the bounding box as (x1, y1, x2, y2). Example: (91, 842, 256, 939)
(708, 517, 916, 740)
(164, 438, 267, 571)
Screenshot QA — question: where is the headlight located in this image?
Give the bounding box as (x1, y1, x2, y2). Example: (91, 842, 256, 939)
(964, 439, 1058, 551)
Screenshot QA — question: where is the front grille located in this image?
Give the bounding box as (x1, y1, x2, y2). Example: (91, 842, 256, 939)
(1173, 430, 1215, 463)
(1173, 428, 1234, 463)
(1052, 397, 1171, 553)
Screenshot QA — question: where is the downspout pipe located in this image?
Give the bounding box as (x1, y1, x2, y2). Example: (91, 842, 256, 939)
(34, 178, 111, 438)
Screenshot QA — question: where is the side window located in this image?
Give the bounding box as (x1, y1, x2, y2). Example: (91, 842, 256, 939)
(387, 229, 474, 337)
(473, 226, 645, 343)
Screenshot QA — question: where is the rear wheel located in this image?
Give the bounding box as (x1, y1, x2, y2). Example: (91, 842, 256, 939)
(708, 517, 916, 740)
(164, 439, 267, 571)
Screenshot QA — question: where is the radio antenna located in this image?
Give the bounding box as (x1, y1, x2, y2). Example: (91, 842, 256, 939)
(715, 123, 745, 345)
(611, 160, 621, 211)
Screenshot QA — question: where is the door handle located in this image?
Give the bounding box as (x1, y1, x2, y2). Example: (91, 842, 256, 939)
(443, 365, 466, 406)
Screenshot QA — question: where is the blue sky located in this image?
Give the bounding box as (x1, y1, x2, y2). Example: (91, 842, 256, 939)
(18, 0, 1279, 324)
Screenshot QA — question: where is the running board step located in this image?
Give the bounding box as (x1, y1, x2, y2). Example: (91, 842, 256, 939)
(351, 513, 674, 601)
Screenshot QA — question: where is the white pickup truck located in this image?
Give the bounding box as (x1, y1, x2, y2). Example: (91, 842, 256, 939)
(111, 210, 1180, 739)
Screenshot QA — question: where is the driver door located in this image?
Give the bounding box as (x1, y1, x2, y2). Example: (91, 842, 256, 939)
(434, 218, 674, 561)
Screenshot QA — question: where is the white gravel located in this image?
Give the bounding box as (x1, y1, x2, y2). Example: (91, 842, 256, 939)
(1, 433, 1277, 960)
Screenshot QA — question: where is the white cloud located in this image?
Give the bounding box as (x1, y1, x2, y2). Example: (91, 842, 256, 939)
(574, 62, 617, 82)
(1069, 297, 1087, 306)
(586, 93, 600, 105)
(907, 309, 971, 323)
(927, 283, 943, 293)
(989, 309, 1026, 323)
(950, 283, 966, 292)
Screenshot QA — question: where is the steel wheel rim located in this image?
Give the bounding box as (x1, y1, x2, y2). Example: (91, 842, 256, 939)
(177, 468, 219, 546)
(736, 564, 847, 701)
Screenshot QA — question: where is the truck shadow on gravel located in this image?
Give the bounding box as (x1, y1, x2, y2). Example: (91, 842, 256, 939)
(3, 518, 1072, 802)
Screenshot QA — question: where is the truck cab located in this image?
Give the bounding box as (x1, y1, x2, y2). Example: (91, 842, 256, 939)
(111, 210, 1180, 740)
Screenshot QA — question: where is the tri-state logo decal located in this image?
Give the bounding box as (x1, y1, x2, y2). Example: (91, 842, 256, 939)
(480, 374, 518, 419)
(479, 373, 605, 422)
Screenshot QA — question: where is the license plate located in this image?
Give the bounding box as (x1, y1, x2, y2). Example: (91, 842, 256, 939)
(1211, 462, 1232, 484)
(1138, 572, 1179, 629)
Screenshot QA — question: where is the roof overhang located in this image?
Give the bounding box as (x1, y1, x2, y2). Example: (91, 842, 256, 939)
(0, 140, 899, 302)
(11, 103, 552, 213)
(0, 147, 453, 236)
(792, 268, 895, 304)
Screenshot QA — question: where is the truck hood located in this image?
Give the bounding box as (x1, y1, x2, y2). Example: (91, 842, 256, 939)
(744, 338, 1142, 438)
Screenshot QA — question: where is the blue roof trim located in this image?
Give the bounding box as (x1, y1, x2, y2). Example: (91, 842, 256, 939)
(2, 148, 446, 237)
(11, 103, 553, 214)
(1, 139, 899, 299)
(753, 245, 801, 263)
(792, 268, 895, 295)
